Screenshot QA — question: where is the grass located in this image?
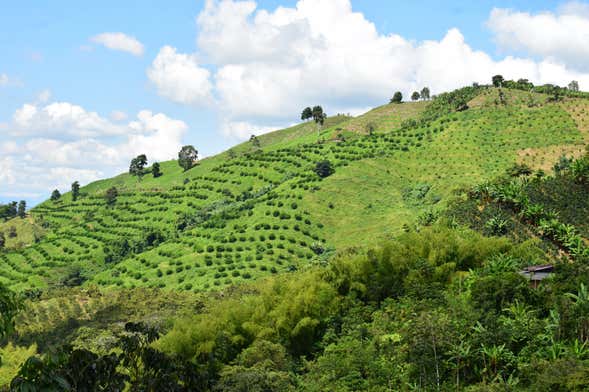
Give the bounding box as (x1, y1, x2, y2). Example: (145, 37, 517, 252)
(339, 101, 428, 134)
(0, 217, 45, 250)
(0, 87, 586, 293)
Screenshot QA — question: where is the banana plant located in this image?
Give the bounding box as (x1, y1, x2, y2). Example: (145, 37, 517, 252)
(568, 339, 589, 360)
(565, 283, 589, 343)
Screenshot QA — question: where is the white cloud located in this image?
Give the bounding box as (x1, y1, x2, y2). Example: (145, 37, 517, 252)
(488, 3, 589, 71)
(12, 101, 126, 138)
(0, 141, 19, 155)
(191, 0, 589, 138)
(0, 74, 8, 86)
(91, 32, 145, 56)
(221, 120, 282, 139)
(147, 46, 213, 105)
(1, 100, 188, 201)
(0, 157, 16, 186)
(110, 110, 128, 121)
(126, 110, 188, 161)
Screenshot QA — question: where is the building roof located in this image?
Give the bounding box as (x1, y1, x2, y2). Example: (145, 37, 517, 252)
(519, 264, 554, 282)
(521, 264, 554, 273)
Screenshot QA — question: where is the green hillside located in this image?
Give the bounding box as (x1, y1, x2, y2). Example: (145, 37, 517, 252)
(0, 84, 588, 390)
(0, 86, 587, 294)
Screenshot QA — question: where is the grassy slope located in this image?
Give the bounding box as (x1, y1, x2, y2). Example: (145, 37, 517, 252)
(305, 91, 584, 247)
(1, 88, 587, 293)
(0, 218, 44, 250)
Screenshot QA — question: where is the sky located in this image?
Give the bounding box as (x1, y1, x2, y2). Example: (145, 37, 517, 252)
(2, 0, 589, 205)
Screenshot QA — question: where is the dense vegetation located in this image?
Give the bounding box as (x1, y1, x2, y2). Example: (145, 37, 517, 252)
(0, 81, 588, 390)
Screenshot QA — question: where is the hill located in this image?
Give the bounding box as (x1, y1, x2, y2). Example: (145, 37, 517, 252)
(0, 84, 588, 390)
(0, 86, 587, 293)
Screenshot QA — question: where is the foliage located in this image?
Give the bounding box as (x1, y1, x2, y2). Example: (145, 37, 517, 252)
(311, 106, 326, 126)
(249, 135, 261, 148)
(0, 283, 19, 339)
(10, 322, 203, 391)
(365, 121, 376, 135)
(50, 190, 61, 202)
(129, 154, 148, 178)
(420, 86, 431, 100)
(178, 145, 198, 171)
(70, 182, 80, 202)
(492, 75, 504, 87)
(16, 202, 26, 219)
(314, 160, 334, 179)
(104, 187, 118, 206)
(301, 107, 312, 121)
(2, 83, 589, 389)
(0, 202, 17, 221)
(390, 91, 403, 104)
(420, 85, 483, 123)
(152, 162, 162, 178)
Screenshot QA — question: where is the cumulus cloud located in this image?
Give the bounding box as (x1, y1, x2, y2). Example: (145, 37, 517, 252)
(147, 46, 213, 105)
(11, 102, 126, 138)
(126, 110, 188, 161)
(488, 3, 589, 71)
(91, 32, 145, 56)
(1, 100, 187, 201)
(110, 110, 128, 121)
(189, 0, 589, 139)
(221, 120, 283, 140)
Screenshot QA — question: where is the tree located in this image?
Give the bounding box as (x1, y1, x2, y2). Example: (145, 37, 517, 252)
(250, 135, 261, 149)
(421, 87, 431, 100)
(312, 106, 326, 126)
(569, 80, 580, 92)
(17, 201, 26, 219)
(498, 89, 507, 105)
(301, 107, 312, 121)
(129, 154, 148, 177)
(517, 78, 533, 90)
(507, 163, 533, 177)
(105, 187, 118, 206)
(314, 160, 335, 179)
(178, 145, 198, 171)
(390, 91, 403, 104)
(50, 189, 61, 202)
(152, 162, 161, 178)
(71, 181, 80, 201)
(365, 122, 376, 136)
(492, 75, 504, 87)
(0, 283, 19, 339)
(411, 91, 420, 101)
(0, 232, 4, 249)
(0, 202, 17, 221)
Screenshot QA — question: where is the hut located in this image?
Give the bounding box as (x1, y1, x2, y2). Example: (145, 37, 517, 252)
(519, 264, 554, 288)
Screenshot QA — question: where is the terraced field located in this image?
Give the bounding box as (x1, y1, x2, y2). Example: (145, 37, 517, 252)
(1, 87, 586, 293)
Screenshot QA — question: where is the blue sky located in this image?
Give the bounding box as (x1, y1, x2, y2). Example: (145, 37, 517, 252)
(1, 0, 588, 205)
